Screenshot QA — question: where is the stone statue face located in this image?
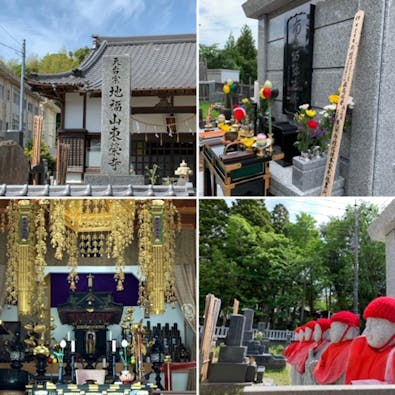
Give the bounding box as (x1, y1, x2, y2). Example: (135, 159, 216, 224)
(299, 329, 305, 342)
(313, 324, 322, 342)
(304, 327, 312, 341)
(330, 322, 349, 343)
(365, 317, 395, 349)
(323, 328, 331, 341)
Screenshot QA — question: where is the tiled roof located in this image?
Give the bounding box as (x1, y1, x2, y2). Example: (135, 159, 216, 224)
(28, 34, 196, 92)
(0, 183, 195, 197)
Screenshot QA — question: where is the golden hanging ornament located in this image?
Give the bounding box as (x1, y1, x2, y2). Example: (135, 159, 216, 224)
(137, 200, 180, 315)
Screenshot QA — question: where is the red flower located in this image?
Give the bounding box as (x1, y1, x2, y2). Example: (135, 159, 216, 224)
(260, 86, 272, 99)
(307, 119, 319, 129)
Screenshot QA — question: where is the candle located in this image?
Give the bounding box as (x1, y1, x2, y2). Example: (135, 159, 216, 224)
(254, 80, 260, 107)
(102, 358, 107, 368)
(109, 330, 112, 341)
(71, 340, 75, 353)
(112, 339, 116, 352)
(67, 331, 71, 341)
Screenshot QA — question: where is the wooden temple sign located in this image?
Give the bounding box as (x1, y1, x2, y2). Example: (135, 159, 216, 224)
(321, 10, 365, 196)
(31, 116, 43, 167)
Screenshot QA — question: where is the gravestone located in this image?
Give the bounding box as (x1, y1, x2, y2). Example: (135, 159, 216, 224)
(0, 140, 29, 184)
(208, 314, 253, 383)
(84, 55, 143, 186)
(283, 4, 315, 115)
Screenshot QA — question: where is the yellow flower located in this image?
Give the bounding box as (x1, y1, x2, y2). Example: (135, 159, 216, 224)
(305, 109, 316, 118)
(298, 114, 305, 121)
(219, 123, 231, 132)
(242, 98, 249, 104)
(223, 84, 230, 94)
(329, 94, 340, 104)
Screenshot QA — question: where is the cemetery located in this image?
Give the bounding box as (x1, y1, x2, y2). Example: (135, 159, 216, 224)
(200, 0, 395, 196)
(199, 198, 395, 393)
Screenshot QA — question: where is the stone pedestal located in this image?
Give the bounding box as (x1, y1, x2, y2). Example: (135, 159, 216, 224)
(208, 314, 254, 383)
(292, 155, 340, 192)
(218, 345, 247, 362)
(84, 174, 144, 185)
(208, 363, 249, 383)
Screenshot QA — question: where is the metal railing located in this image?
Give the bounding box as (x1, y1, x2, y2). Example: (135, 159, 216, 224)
(205, 326, 295, 341)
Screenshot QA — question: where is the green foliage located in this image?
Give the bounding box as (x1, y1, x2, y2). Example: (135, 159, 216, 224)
(6, 47, 90, 77)
(24, 140, 56, 171)
(229, 199, 272, 230)
(199, 24, 257, 83)
(199, 199, 386, 330)
(320, 202, 385, 314)
(271, 204, 290, 234)
(269, 344, 285, 356)
(145, 164, 159, 185)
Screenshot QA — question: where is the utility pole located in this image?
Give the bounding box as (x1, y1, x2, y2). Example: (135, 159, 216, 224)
(353, 201, 360, 315)
(18, 39, 26, 138)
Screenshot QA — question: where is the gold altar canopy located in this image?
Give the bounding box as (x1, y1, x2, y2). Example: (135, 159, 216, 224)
(0, 199, 180, 325)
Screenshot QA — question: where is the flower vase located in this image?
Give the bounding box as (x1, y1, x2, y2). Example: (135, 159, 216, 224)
(313, 146, 322, 159)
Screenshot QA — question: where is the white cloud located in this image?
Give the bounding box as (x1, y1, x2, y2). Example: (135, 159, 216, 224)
(199, 0, 257, 48)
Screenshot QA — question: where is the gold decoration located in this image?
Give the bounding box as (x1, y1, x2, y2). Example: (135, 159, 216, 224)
(138, 200, 180, 315)
(49, 199, 136, 291)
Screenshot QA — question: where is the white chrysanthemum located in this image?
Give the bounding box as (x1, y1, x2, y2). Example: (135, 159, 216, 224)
(324, 104, 337, 111)
(348, 96, 355, 109)
(299, 104, 310, 110)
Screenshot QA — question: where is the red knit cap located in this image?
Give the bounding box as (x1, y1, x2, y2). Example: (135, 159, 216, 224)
(316, 318, 331, 332)
(331, 310, 360, 327)
(363, 296, 395, 323)
(304, 320, 317, 331)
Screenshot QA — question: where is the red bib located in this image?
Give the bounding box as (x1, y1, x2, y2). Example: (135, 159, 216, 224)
(284, 341, 299, 359)
(345, 336, 394, 384)
(286, 341, 316, 373)
(313, 340, 353, 384)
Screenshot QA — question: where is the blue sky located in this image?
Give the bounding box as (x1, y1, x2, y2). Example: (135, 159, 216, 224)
(221, 197, 394, 225)
(199, 0, 257, 49)
(0, 0, 196, 61)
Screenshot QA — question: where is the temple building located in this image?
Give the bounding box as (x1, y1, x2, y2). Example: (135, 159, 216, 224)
(28, 34, 196, 187)
(0, 198, 196, 392)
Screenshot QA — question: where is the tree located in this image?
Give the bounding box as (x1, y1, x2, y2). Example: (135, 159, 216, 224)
(271, 203, 290, 234)
(321, 203, 385, 314)
(6, 47, 91, 77)
(229, 199, 272, 230)
(235, 24, 257, 83)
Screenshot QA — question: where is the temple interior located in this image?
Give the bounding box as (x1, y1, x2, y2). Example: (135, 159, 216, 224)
(0, 199, 196, 393)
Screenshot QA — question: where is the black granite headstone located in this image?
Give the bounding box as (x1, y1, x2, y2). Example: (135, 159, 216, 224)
(225, 314, 246, 347)
(283, 4, 315, 114)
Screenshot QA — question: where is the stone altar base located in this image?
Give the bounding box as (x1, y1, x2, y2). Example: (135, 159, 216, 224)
(292, 155, 341, 192)
(84, 174, 144, 185)
(269, 160, 344, 196)
(207, 363, 250, 383)
(218, 345, 247, 362)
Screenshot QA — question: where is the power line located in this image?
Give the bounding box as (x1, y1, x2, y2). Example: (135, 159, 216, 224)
(0, 40, 21, 55)
(0, 24, 20, 46)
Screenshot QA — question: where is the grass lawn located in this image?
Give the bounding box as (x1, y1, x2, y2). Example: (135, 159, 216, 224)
(264, 367, 290, 386)
(200, 101, 220, 121)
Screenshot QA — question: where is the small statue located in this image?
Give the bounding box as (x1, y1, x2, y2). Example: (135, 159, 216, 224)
(287, 322, 316, 385)
(345, 296, 395, 384)
(313, 311, 360, 384)
(304, 318, 331, 384)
